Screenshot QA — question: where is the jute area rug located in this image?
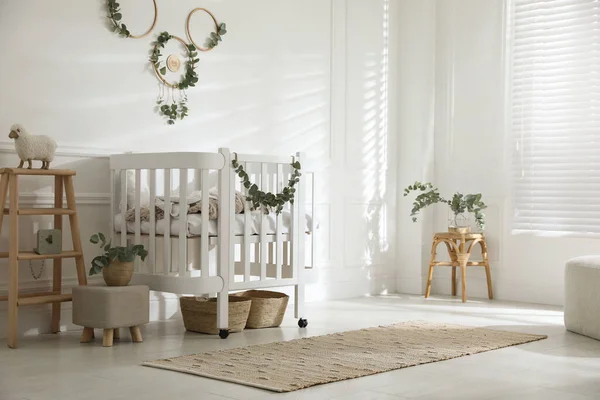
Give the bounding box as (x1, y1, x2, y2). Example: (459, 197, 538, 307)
(143, 321, 546, 393)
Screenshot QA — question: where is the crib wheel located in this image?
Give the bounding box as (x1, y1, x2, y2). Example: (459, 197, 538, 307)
(219, 329, 229, 339)
(298, 318, 308, 328)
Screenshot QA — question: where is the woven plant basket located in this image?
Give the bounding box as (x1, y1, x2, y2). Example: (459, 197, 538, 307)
(180, 295, 252, 335)
(233, 290, 289, 329)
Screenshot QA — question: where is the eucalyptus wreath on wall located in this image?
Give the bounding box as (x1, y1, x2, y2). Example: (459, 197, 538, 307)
(232, 157, 302, 214)
(104, 1, 227, 125)
(150, 32, 199, 124)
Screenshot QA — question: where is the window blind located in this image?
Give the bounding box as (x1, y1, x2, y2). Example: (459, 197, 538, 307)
(511, 0, 600, 237)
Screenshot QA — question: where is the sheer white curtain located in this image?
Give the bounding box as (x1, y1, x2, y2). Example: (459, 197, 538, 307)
(510, 0, 600, 237)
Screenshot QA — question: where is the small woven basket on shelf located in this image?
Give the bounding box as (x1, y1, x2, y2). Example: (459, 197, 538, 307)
(180, 295, 251, 335)
(232, 290, 289, 329)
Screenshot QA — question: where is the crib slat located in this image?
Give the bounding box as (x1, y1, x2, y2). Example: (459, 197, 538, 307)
(243, 162, 251, 282)
(179, 169, 188, 276)
(228, 162, 236, 286)
(163, 169, 171, 275)
(310, 172, 316, 268)
(217, 147, 231, 334)
(291, 166, 299, 280)
(120, 170, 127, 247)
(200, 170, 209, 277)
(149, 169, 156, 274)
(294, 152, 306, 319)
(283, 241, 289, 267)
(110, 169, 115, 246)
(134, 169, 142, 273)
(276, 164, 283, 280)
(260, 163, 267, 281)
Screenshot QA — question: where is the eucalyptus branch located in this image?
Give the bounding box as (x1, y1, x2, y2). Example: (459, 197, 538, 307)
(107, 0, 130, 37)
(403, 181, 487, 229)
(205, 23, 227, 49)
(88, 233, 147, 276)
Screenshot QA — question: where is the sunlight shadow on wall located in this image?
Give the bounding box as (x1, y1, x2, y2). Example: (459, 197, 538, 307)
(364, 0, 390, 294)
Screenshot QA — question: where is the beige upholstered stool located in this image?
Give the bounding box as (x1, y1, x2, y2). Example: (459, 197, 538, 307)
(565, 256, 600, 340)
(72, 285, 149, 347)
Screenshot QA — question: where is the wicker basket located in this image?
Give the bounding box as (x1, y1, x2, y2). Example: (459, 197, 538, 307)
(233, 290, 289, 329)
(180, 295, 252, 335)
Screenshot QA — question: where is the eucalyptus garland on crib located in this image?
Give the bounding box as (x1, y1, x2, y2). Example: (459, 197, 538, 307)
(232, 157, 302, 214)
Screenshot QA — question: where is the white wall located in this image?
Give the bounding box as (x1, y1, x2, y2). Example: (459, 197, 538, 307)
(395, 0, 437, 295)
(399, 0, 591, 306)
(0, 0, 397, 338)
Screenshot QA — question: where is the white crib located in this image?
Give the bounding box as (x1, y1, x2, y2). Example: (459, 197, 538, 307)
(109, 148, 313, 338)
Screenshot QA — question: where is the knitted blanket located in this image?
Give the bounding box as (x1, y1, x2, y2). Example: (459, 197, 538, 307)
(124, 190, 245, 222)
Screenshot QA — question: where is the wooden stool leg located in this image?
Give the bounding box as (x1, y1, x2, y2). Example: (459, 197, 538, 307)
(64, 176, 87, 286)
(7, 175, 19, 348)
(425, 264, 434, 298)
(51, 176, 64, 333)
(481, 241, 493, 300)
(425, 239, 439, 298)
(103, 329, 114, 347)
(445, 241, 458, 296)
(484, 263, 493, 300)
(113, 328, 120, 340)
(129, 326, 143, 343)
(458, 238, 468, 303)
(460, 262, 467, 303)
(452, 266, 457, 296)
(80, 327, 94, 343)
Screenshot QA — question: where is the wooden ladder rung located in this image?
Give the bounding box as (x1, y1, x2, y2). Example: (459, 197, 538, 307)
(0, 168, 76, 176)
(0, 251, 82, 260)
(0, 291, 58, 302)
(3, 208, 76, 216)
(18, 294, 72, 306)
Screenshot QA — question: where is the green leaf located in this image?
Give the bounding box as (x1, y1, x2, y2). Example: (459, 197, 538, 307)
(90, 234, 99, 244)
(113, 13, 122, 21)
(168, 120, 175, 125)
(160, 67, 167, 75)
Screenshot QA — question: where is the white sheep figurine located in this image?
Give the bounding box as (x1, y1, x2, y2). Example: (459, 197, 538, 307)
(8, 124, 57, 170)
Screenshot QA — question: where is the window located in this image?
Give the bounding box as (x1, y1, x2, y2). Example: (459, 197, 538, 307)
(511, 0, 600, 237)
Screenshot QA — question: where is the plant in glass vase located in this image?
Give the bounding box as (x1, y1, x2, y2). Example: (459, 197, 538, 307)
(403, 182, 487, 232)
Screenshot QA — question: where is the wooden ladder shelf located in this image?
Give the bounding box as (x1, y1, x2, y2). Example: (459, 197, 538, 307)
(0, 168, 87, 348)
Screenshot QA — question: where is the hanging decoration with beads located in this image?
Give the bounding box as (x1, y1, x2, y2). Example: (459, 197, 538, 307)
(150, 32, 198, 125)
(104, 1, 227, 125)
(232, 154, 302, 215)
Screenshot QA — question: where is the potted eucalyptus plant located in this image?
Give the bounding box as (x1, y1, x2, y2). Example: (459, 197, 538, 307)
(88, 233, 148, 286)
(404, 182, 487, 232)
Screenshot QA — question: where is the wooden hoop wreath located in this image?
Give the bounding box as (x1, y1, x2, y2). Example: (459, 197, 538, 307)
(107, 0, 158, 39)
(186, 8, 219, 52)
(129, 0, 158, 39)
(152, 35, 193, 89)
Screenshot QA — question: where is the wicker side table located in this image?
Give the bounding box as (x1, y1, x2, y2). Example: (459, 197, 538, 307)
(425, 232, 493, 303)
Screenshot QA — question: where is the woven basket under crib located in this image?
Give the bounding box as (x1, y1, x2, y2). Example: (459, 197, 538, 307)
(180, 296, 252, 335)
(232, 290, 289, 329)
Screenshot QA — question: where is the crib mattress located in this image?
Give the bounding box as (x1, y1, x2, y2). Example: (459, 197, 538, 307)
(114, 211, 312, 237)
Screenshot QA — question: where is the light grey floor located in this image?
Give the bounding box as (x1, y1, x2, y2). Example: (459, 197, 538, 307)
(1, 295, 599, 400)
